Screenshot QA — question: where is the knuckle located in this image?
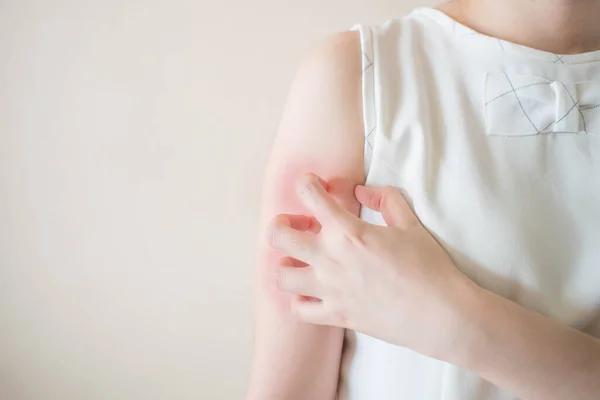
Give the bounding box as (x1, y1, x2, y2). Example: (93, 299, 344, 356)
(341, 223, 369, 248)
(382, 186, 397, 197)
(297, 174, 318, 197)
(267, 217, 284, 247)
(278, 269, 291, 291)
(405, 213, 420, 229)
(290, 235, 307, 254)
(381, 186, 398, 204)
(277, 269, 286, 289)
(330, 305, 349, 327)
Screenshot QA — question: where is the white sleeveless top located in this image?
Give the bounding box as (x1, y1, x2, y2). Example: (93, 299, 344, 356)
(339, 7, 600, 400)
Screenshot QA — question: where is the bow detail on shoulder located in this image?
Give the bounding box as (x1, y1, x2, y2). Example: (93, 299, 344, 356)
(485, 72, 600, 136)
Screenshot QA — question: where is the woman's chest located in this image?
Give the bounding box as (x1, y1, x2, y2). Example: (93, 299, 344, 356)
(365, 113, 600, 330)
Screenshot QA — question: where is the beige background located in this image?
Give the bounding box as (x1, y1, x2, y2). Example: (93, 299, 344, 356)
(1, 0, 433, 398)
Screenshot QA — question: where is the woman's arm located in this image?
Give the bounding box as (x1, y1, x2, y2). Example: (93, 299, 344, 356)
(246, 31, 366, 400)
(450, 285, 600, 400)
(266, 180, 600, 400)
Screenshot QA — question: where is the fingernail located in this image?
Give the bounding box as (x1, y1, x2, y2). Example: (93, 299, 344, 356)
(318, 177, 328, 190)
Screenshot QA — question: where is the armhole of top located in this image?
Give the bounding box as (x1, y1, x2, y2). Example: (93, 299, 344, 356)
(350, 24, 377, 178)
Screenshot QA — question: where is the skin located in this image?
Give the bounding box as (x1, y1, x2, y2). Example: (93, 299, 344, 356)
(246, 32, 364, 399)
(439, 0, 600, 54)
(269, 174, 600, 400)
(247, 1, 600, 398)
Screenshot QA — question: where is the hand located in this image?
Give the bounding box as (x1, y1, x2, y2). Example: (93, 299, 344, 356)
(266, 173, 480, 359)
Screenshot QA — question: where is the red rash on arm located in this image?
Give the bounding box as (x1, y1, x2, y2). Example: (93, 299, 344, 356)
(258, 158, 359, 310)
(247, 30, 364, 400)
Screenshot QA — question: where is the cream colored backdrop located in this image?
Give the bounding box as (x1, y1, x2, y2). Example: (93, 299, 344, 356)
(1, 0, 433, 398)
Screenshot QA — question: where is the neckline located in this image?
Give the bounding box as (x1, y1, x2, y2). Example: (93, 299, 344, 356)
(413, 7, 600, 65)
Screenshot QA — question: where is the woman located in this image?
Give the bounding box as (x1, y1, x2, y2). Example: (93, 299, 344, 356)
(247, 1, 600, 399)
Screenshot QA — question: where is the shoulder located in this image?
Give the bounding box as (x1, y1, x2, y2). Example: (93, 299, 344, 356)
(278, 30, 365, 142)
(264, 31, 368, 211)
(291, 30, 362, 93)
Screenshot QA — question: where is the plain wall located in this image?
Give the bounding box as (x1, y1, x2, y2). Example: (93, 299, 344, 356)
(0, 1, 434, 398)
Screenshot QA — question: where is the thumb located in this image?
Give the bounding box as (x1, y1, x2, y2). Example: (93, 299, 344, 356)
(354, 185, 417, 228)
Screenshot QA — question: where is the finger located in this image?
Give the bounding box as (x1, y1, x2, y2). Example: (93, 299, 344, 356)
(277, 258, 316, 301)
(354, 185, 418, 228)
(267, 215, 319, 264)
(278, 265, 322, 298)
(296, 173, 354, 229)
(293, 300, 333, 326)
(294, 300, 350, 328)
(277, 214, 322, 234)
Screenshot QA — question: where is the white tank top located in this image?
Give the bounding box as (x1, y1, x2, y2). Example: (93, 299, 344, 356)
(339, 7, 600, 400)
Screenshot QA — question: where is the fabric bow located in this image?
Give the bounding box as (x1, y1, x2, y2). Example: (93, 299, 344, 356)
(485, 72, 600, 136)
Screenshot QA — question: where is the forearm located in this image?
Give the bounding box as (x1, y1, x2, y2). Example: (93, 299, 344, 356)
(450, 285, 600, 400)
(247, 251, 344, 400)
(247, 319, 342, 400)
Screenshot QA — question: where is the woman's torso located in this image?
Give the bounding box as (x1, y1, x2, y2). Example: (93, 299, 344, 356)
(339, 7, 600, 400)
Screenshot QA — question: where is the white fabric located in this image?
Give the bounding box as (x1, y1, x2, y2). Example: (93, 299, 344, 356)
(339, 7, 600, 400)
(485, 72, 600, 136)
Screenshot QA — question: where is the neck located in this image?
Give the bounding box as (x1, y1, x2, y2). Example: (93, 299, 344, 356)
(437, 0, 600, 54)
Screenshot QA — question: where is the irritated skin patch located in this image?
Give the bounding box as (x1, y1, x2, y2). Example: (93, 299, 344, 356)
(258, 158, 360, 312)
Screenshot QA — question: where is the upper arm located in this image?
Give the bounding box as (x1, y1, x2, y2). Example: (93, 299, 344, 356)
(258, 30, 366, 299)
(263, 30, 365, 214)
(247, 31, 367, 399)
